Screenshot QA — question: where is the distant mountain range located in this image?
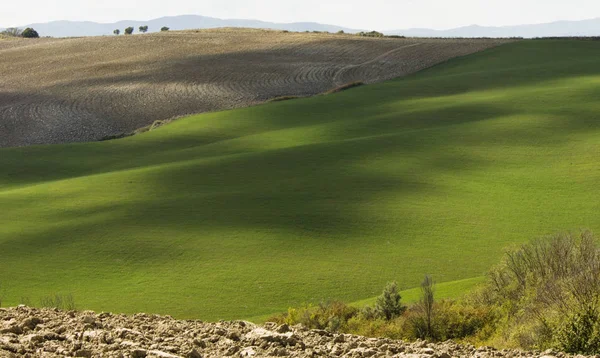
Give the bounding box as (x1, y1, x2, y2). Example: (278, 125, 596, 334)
(388, 18, 600, 38)
(2, 15, 600, 38)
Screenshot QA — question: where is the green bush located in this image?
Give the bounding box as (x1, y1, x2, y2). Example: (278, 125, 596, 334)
(270, 301, 358, 331)
(375, 281, 406, 320)
(161, 27, 170, 32)
(346, 315, 405, 339)
(358, 31, 384, 38)
(433, 300, 497, 341)
(22, 28, 39, 38)
(124, 27, 134, 35)
(554, 306, 600, 354)
(139, 25, 149, 33)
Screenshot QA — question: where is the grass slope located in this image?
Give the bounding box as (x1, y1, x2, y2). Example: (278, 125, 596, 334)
(1, 40, 600, 320)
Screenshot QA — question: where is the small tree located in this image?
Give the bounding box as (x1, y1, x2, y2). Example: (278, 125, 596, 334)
(124, 27, 134, 35)
(21, 28, 39, 38)
(1, 28, 22, 37)
(160, 26, 170, 32)
(375, 281, 406, 320)
(113, 29, 120, 36)
(139, 25, 149, 33)
(421, 275, 435, 338)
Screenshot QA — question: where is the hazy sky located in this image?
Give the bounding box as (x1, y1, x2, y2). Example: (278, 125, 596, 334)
(3, 0, 600, 30)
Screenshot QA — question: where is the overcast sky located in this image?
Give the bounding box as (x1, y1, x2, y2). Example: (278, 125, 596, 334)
(3, 0, 600, 30)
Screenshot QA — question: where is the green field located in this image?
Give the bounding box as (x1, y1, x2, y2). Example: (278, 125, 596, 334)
(1, 40, 600, 320)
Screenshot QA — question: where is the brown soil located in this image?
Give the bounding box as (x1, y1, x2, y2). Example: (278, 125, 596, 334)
(0, 306, 587, 358)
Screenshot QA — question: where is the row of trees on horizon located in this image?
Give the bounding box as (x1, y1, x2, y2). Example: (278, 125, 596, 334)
(1, 27, 39, 38)
(112, 26, 169, 35)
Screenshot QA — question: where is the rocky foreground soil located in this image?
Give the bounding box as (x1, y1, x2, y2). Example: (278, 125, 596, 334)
(0, 306, 590, 358)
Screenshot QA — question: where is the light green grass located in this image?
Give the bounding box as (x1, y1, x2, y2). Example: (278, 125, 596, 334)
(1, 40, 600, 321)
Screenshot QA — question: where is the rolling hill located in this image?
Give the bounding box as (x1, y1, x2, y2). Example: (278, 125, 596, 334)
(0, 15, 361, 38)
(0, 29, 506, 147)
(4, 15, 600, 38)
(1, 40, 600, 321)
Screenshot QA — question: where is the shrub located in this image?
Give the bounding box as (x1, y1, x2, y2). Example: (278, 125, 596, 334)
(270, 301, 358, 331)
(139, 25, 149, 33)
(375, 281, 406, 320)
(124, 27, 134, 35)
(358, 31, 384, 38)
(554, 305, 600, 354)
(113, 29, 120, 36)
(39, 293, 76, 310)
(434, 300, 497, 341)
(479, 231, 600, 350)
(1, 28, 22, 37)
(22, 28, 39, 38)
(421, 276, 435, 338)
(161, 26, 170, 32)
(346, 315, 405, 339)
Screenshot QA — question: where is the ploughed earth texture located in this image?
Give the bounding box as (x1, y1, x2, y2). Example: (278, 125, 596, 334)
(0, 29, 508, 147)
(0, 307, 591, 358)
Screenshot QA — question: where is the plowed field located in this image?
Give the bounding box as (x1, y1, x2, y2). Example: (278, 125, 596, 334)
(0, 29, 508, 147)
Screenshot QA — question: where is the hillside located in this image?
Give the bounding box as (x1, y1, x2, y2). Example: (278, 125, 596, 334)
(0, 29, 507, 147)
(1, 40, 600, 321)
